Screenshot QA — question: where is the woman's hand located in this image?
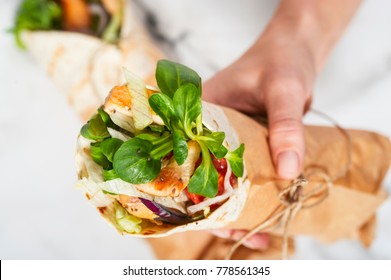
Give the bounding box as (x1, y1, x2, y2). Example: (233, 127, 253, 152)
(204, 0, 361, 250)
(203, 22, 316, 179)
(210, 229, 269, 251)
(204, 17, 317, 251)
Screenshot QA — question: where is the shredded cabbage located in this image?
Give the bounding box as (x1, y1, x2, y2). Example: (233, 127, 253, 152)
(76, 178, 114, 207)
(107, 127, 131, 141)
(96, 179, 187, 214)
(76, 179, 142, 233)
(96, 178, 152, 199)
(123, 68, 153, 131)
(76, 135, 104, 182)
(114, 203, 142, 234)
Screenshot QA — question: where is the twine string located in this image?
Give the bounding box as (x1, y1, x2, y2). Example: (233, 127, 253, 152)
(225, 109, 352, 260)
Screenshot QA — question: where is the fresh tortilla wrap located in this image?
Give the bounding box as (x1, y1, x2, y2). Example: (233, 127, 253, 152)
(76, 102, 250, 237)
(16, 0, 164, 120)
(75, 60, 250, 237)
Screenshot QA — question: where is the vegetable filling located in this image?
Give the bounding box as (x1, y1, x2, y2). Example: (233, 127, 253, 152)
(12, 0, 123, 48)
(78, 60, 245, 230)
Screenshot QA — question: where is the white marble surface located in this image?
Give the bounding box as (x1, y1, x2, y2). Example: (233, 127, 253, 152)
(1, 0, 390, 259)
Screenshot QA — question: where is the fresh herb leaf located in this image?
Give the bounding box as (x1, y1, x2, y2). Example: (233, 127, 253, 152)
(103, 169, 119, 181)
(138, 133, 174, 160)
(148, 93, 175, 130)
(149, 84, 201, 165)
(198, 132, 228, 159)
(156, 60, 202, 98)
(213, 145, 228, 159)
(187, 143, 218, 198)
(225, 144, 245, 177)
(100, 138, 123, 162)
(102, 4, 122, 44)
(90, 142, 112, 170)
(173, 84, 202, 135)
(136, 132, 170, 146)
(149, 139, 174, 159)
(172, 130, 188, 165)
(113, 138, 161, 184)
(135, 133, 160, 142)
(80, 113, 111, 141)
(195, 114, 203, 135)
(12, 0, 62, 48)
(148, 124, 166, 134)
(98, 108, 111, 125)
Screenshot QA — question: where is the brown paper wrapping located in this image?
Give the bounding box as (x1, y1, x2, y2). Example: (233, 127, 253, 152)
(147, 106, 390, 259)
(148, 233, 294, 260)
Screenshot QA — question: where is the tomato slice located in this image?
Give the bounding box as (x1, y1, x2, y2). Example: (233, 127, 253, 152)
(212, 155, 228, 175)
(217, 173, 225, 195)
(185, 188, 204, 204)
(163, 151, 173, 161)
(230, 172, 237, 187)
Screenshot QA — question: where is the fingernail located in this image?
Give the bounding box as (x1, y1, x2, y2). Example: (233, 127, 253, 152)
(209, 229, 231, 238)
(245, 233, 270, 250)
(277, 151, 299, 179)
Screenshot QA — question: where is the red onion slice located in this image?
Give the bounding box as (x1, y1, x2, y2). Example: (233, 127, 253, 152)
(138, 197, 190, 225)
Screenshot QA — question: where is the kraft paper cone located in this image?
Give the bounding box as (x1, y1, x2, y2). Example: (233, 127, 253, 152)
(148, 107, 389, 259)
(148, 232, 294, 260)
(222, 107, 390, 244)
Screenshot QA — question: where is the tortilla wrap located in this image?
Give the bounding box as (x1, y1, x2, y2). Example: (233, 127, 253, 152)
(76, 102, 250, 237)
(75, 99, 390, 244)
(20, 0, 164, 120)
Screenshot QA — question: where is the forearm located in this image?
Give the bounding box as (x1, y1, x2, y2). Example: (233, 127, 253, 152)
(258, 0, 362, 71)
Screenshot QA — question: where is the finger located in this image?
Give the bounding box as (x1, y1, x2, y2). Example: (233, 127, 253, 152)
(202, 70, 235, 104)
(264, 79, 307, 180)
(202, 68, 259, 113)
(210, 229, 269, 251)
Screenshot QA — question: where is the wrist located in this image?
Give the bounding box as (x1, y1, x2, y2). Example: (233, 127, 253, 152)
(257, 0, 361, 72)
(259, 9, 328, 71)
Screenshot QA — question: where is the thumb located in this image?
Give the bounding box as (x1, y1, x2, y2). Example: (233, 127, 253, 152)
(202, 71, 235, 105)
(202, 68, 257, 113)
(265, 80, 306, 180)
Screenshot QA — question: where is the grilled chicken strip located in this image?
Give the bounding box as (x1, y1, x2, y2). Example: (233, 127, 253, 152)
(135, 141, 201, 197)
(118, 195, 158, 221)
(104, 84, 163, 132)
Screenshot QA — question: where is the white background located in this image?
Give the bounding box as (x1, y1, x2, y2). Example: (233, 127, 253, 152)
(0, 0, 390, 259)
(2, 260, 391, 279)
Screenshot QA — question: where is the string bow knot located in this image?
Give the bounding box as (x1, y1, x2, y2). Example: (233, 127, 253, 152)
(225, 171, 332, 260)
(225, 109, 351, 260)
